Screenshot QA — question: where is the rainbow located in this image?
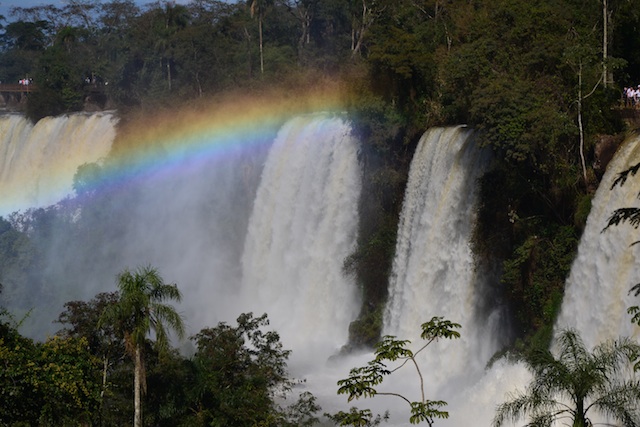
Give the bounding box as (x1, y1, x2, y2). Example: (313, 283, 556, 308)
(0, 83, 350, 215)
(87, 85, 349, 192)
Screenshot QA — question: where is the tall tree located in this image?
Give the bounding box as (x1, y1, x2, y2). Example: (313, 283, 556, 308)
(248, 0, 273, 74)
(494, 329, 640, 427)
(100, 266, 185, 427)
(154, 2, 189, 92)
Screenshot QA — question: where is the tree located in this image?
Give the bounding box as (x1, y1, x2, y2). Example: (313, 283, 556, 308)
(248, 0, 274, 74)
(99, 265, 185, 427)
(326, 406, 389, 426)
(153, 2, 189, 92)
(37, 336, 103, 425)
(189, 312, 319, 426)
(0, 330, 101, 425)
(57, 291, 127, 424)
(349, 0, 383, 58)
(336, 316, 461, 426)
(493, 329, 640, 427)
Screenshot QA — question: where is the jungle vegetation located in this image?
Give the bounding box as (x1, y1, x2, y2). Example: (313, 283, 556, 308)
(0, 281, 320, 426)
(1, 0, 640, 372)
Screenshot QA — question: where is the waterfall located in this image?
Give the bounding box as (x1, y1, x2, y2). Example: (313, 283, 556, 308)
(10, 111, 625, 425)
(0, 112, 116, 217)
(556, 135, 640, 347)
(0, 111, 270, 338)
(384, 127, 495, 375)
(349, 126, 515, 426)
(240, 114, 361, 366)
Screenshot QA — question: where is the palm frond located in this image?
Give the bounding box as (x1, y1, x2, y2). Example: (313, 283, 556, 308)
(604, 208, 640, 231)
(610, 162, 640, 190)
(493, 390, 565, 427)
(588, 380, 640, 426)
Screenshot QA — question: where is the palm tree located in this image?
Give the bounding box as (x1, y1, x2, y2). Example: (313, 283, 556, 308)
(494, 329, 640, 427)
(100, 266, 185, 427)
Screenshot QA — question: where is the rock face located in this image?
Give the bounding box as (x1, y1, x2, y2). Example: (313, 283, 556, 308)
(0, 92, 26, 111)
(593, 133, 623, 179)
(83, 92, 109, 111)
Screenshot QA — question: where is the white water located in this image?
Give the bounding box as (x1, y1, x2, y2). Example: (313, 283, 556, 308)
(331, 126, 521, 427)
(0, 111, 270, 338)
(4, 112, 639, 426)
(368, 131, 640, 426)
(240, 114, 361, 367)
(384, 126, 496, 379)
(556, 135, 640, 347)
(0, 112, 116, 217)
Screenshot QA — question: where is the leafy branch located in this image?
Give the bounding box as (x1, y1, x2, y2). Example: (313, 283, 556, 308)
(336, 316, 461, 426)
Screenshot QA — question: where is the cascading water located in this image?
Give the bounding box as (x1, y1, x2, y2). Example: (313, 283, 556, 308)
(556, 135, 640, 347)
(445, 134, 640, 427)
(0, 111, 365, 423)
(240, 114, 361, 367)
(319, 126, 511, 427)
(7, 110, 638, 426)
(0, 111, 271, 338)
(0, 112, 116, 217)
(384, 126, 496, 380)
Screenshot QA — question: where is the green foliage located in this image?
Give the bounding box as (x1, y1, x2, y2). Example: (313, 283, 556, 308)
(0, 319, 41, 425)
(102, 265, 185, 352)
(56, 291, 133, 425)
(72, 162, 104, 196)
(326, 406, 389, 427)
(189, 312, 318, 427)
(0, 332, 102, 426)
(501, 225, 578, 347)
(409, 401, 449, 425)
(37, 336, 102, 425)
(494, 329, 640, 427)
(99, 265, 185, 427)
(629, 305, 640, 329)
(336, 317, 461, 426)
(347, 304, 385, 350)
(24, 23, 99, 121)
(573, 192, 592, 228)
(144, 347, 195, 427)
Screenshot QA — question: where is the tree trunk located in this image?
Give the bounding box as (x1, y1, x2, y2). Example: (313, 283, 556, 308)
(297, 8, 310, 62)
(578, 61, 588, 185)
(603, 0, 608, 87)
(166, 60, 172, 92)
(134, 344, 142, 427)
(573, 398, 587, 427)
(101, 357, 108, 398)
(99, 356, 109, 427)
(259, 17, 264, 74)
(351, 0, 368, 58)
(244, 26, 253, 77)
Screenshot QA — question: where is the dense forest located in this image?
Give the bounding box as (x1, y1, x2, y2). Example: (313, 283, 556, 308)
(2, 0, 640, 425)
